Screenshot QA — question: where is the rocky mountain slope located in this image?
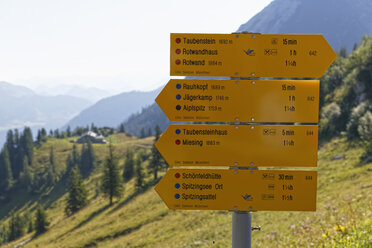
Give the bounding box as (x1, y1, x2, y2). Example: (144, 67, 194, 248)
(237, 0, 372, 51)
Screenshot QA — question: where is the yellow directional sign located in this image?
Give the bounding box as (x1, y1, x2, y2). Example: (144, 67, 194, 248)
(155, 168, 317, 211)
(156, 79, 319, 123)
(170, 33, 337, 78)
(155, 124, 318, 167)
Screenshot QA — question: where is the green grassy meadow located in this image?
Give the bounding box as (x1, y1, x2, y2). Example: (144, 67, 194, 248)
(1, 135, 371, 248)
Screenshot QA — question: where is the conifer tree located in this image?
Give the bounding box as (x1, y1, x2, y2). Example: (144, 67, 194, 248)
(80, 140, 95, 178)
(13, 152, 23, 180)
(66, 153, 72, 171)
(148, 127, 152, 137)
(79, 143, 87, 173)
(36, 128, 47, 143)
(35, 205, 48, 235)
(49, 146, 55, 169)
(123, 149, 135, 182)
(12, 129, 22, 179)
(8, 129, 23, 179)
(101, 143, 123, 206)
(66, 126, 71, 137)
(134, 154, 145, 191)
(27, 214, 34, 233)
(21, 127, 34, 166)
(41, 128, 47, 138)
(8, 212, 25, 241)
(65, 165, 88, 215)
(72, 127, 78, 136)
(0, 146, 13, 191)
(86, 140, 95, 162)
(148, 125, 165, 180)
(72, 144, 79, 166)
(6, 130, 15, 166)
(11, 128, 33, 180)
(91, 123, 98, 133)
(118, 123, 125, 133)
(47, 146, 56, 185)
(140, 128, 146, 138)
(54, 129, 60, 138)
(339, 46, 348, 58)
(36, 130, 42, 144)
(0, 224, 8, 244)
(22, 212, 33, 234)
(47, 165, 56, 186)
(154, 125, 161, 138)
(14, 129, 20, 146)
(19, 157, 33, 191)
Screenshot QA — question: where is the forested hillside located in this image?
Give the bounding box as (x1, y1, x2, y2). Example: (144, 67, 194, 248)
(319, 36, 372, 154)
(0, 125, 167, 247)
(123, 104, 170, 138)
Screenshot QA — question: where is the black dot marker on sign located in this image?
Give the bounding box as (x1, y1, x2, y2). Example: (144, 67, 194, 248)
(176, 105, 181, 110)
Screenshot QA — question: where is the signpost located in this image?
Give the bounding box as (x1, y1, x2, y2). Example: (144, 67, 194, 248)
(156, 32, 336, 248)
(156, 79, 319, 123)
(155, 168, 317, 211)
(171, 33, 337, 78)
(155, 124, 318, 167)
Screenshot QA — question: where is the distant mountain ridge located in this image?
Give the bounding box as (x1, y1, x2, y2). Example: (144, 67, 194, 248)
(34, 84, 112, 103)
(0, 81, 35, 97)
(0, 81, 91, 144)
(237, 0, 372, 51)
(63, 87, 162, 130)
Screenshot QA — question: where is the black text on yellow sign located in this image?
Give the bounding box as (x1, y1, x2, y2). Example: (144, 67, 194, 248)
(156, 79, 319, 123)
(170, 33, 337, 78)
(155, 124, 318, 167)
(155, 168, 317, 211)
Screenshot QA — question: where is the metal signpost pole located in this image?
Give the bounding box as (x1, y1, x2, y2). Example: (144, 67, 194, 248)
(232, 211, 252, 248)
(231, 66, 256, 248)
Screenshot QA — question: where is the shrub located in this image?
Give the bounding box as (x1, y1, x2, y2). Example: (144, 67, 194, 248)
(319, 102, 341, 139)
(346, 101, 370, 139)
(358, 111, 372, 140)
(358, 111, 372, 154)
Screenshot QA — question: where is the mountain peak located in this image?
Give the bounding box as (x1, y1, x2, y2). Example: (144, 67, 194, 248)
(238, 0, 301, 34)
(0, 81, 35, 97)
(237, 0, 372, 51)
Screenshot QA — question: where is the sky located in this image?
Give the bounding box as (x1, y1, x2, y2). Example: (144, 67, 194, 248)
(0, 0, 272, 94)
